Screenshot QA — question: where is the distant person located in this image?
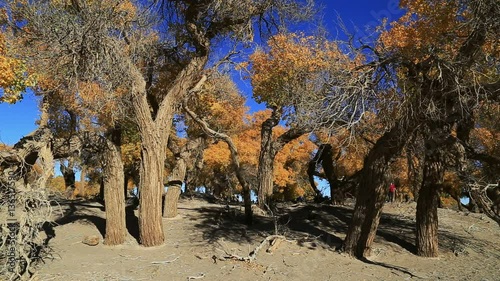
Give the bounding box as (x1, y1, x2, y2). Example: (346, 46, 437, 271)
(389, 182, 396, 203)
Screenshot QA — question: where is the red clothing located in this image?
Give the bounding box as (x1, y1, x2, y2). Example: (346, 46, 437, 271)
(389, 184, 396, 193)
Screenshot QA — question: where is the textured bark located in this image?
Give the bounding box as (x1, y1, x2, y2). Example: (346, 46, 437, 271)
(103, 129, 126, 245)
(470, 187, 500, 226)
(137, 131, 167, 246)
(257, 108, 309, 208)
(416, 140, 444, 257)
(131, 56, 207, 246)
(163, 137, 206, 218)
(37, 143, 54, 189)
(257, 108, 281, 208)
(163, 159, 187, 218)
(343, 124, 408, 258)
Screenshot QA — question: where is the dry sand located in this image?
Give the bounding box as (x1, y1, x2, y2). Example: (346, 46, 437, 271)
(26, 195, 500, 281)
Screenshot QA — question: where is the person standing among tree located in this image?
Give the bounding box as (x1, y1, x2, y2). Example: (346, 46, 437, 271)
(389, 182, 396, 203)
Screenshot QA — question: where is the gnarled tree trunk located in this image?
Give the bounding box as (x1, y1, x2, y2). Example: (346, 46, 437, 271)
(131, 57, 207, 247)
(163, 159, 186, 218)
(415, 128, 448, 257)
(163, 136, 206, 218)
(343, 124, 408, 258)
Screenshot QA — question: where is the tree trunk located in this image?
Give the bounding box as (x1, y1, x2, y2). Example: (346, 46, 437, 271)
(77, 165, 87, 197)
(138, 132, 167, 246)
(257, 147, 276, 208)
(130, 57, 207, 247)
(61, 159, 76, 199)
(416, 140, 444, 257)
(103, 130, 126, 245)
(163, 158, 187, 218)
(37, 143, 54, 189)
(183, 102, 254, 225)
(257, 108, 281, 208)
(307, 144, 338, 202)
(164, 136, 206, 218)
(343, 124, 408, 258)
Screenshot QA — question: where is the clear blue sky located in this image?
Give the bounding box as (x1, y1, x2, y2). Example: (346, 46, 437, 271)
(0, 0, 404, 146)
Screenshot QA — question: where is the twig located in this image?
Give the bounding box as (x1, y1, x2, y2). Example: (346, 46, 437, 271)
(151, 256, 180, 264)
(187, 273, 205, 280)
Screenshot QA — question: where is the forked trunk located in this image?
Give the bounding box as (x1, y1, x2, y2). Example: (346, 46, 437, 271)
(103, 132, 126, 245)
(416, 142, 444, 257)
(343, 125, 407, 258)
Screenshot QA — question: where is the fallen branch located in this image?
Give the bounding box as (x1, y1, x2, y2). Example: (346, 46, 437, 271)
(217, 235, 287, 262)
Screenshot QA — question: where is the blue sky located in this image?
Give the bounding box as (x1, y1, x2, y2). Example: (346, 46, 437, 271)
(0, 0, 404, 146)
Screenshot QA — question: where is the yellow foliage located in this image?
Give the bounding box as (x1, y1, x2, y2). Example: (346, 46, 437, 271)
(247, 32, 359, 106)
(0, 31, 35, 103)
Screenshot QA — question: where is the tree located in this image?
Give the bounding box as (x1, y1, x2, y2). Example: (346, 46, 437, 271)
(343, 0, 499, 258)
(246, 32, 367, 208)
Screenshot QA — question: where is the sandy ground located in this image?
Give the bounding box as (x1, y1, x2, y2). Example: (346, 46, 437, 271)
(21, 195, 500, 281)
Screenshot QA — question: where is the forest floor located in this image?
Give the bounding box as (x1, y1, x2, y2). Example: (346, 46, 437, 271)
(27, 194, 500, 281)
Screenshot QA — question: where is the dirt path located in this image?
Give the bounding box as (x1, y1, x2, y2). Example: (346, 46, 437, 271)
(29, 197, 500, 281)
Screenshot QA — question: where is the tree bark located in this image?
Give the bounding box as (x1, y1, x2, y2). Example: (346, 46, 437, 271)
(416, 138, 444, 257)
(164, 136, 206, 218)
(77, 165, 87, 197)
(163, 159, 186, 218)
(343, 124, 408, 258)
(103, 129, 126, 245)
(130, 57, 207, 246)
(137, 131, 167, 246)
(257, 108, 281, 208)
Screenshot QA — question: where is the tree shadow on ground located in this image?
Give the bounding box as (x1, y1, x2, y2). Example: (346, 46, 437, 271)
(43, 200, 141, 243)
(376, 213, 417, 254)
(189, 201, 480, 258)
(125, 205, 140, 242)
(189, 203, 351, 249)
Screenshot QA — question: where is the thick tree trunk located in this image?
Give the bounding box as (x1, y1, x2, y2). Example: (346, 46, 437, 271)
(130, 56, 207, 247)
(416, 140, 444, 257)
(257, 148, 276, 208)
(163, 158, 187, 218)
(343, 124, 407, 258)
(257, 108, 281, 208)
(138, 133, 167, 246)
(103, 130, 126, 245)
